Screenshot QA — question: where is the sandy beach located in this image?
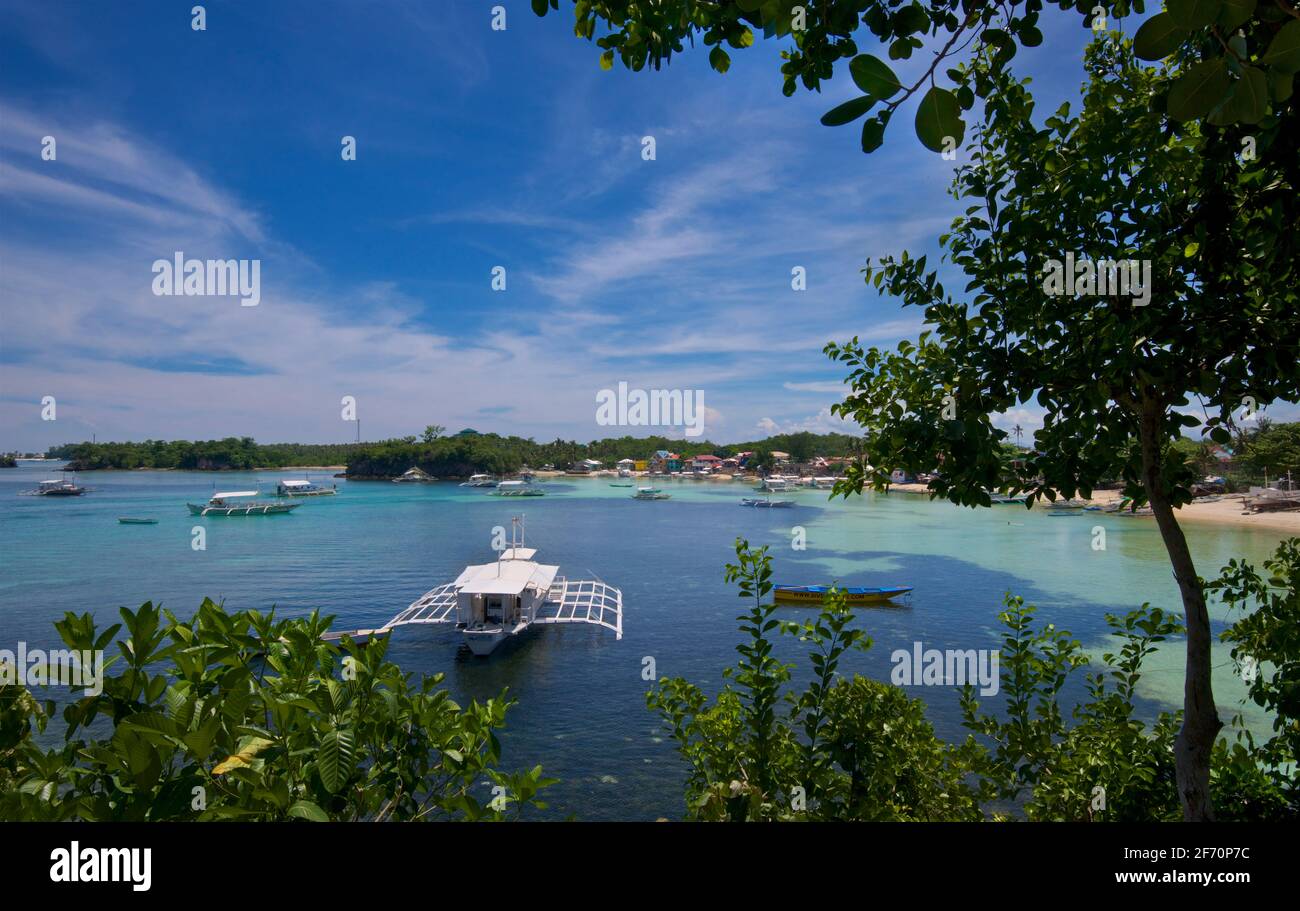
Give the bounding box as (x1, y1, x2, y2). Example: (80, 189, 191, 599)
(888, 482, 1300, 535)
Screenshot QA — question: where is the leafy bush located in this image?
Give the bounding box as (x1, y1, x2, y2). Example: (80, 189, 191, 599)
(0, 600, 551, 821)
(652, 538, 1300, 821)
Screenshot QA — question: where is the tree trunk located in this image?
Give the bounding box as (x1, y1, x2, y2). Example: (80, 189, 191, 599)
(1137, 397, 1221, 821)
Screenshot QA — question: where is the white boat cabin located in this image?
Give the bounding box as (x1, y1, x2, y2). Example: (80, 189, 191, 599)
(328, 517, 622, 656)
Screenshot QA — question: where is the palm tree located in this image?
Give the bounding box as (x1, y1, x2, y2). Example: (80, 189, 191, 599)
(1013, 424, 1024, 447)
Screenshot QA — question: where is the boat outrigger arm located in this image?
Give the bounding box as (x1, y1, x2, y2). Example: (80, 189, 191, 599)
(383, 574, 623, 639)
(323, 517, 622, 653)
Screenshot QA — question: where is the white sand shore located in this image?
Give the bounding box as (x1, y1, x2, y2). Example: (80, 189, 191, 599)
(888, 483, 1300, 535)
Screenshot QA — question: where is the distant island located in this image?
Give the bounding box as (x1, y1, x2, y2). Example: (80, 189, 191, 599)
(43, 430, 865, 478)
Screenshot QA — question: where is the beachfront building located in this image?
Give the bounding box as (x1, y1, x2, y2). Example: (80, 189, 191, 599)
(616, 458, 636, 471)
(649, 450, 682, 473)
(770, 451, 791, 466)
(690, 454, 722, 472)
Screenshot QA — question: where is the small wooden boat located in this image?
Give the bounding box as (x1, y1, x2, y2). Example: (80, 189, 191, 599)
(609, 482, 635, 488)
(740, 497, 795, 508)
(774, 584, 912, 604)
(118, 517, 159, 525)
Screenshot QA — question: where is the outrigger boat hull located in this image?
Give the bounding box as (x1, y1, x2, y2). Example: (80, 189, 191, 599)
(774, 584, 913, 604)
(187, 502, 299, 516)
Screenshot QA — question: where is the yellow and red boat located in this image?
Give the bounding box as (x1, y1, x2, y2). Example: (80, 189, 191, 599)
(773, 584, 912, 605)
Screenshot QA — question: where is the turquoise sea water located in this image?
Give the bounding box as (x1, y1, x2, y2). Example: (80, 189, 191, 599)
(0, 463, 1288, 820)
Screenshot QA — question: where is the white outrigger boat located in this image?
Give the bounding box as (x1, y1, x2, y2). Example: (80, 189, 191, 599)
(461, 473, 498, 488)
(26, 477, 89, 496)
(187, 491, 299, 516)
(490, 479, 544, 497)
(276, 478, 337, 497)
(324, 517, 622, 656)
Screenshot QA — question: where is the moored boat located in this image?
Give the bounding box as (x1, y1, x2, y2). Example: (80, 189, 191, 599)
(774, 584, 913, 604)
(324, 516, 622, 657)
(740, 497, 795, 508)
(392, 467, 436, 483)
(633, 487, 671, 500)
(491, 480, 544, 497)
(29, 478, 88, 496)
(276, 478, 337, 497)
(118, 517, 159, 525)
(187, 491, 300, 516)
(460, 473, 498, 488)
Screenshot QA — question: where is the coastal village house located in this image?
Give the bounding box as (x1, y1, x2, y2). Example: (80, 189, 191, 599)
(615, 458, 635, 472)
(649, 450, 682, 473)
(690, 454, 722, 472)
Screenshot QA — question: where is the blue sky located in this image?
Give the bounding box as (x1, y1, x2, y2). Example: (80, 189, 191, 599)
(5, 1, 1274, 450)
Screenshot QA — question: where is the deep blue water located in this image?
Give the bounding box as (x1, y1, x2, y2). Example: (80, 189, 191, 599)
(0, 463, 1286, 819)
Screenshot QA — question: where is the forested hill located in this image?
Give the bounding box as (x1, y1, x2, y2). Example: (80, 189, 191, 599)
(47, 438, 366, 471)
(46, 431, 863, 476)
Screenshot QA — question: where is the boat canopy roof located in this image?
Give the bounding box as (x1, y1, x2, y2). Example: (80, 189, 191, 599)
(280, 479, 313, 487)
(455, 559, 558, 595)
(212, 490, 259, 499)
(500, 547, 537, 561)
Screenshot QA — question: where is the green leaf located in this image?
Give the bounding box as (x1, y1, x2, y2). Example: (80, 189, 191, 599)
(861, 117, 886, 153)
(1168, 58, 1231, 121)
(1229, 66, 1269, 123)
(530, 0, 549, 17)
(1216, 0, 1256, 32)
(821, 95, 876, 127)
(709, 46, 730, 74)
(914, 86, 964, 153)
(1262, 20, 1300, 75)
(1167, 0, 1225, 30)
(849, 55, 902, 99)
(287, 799, 329, 822)
(1270, 67, 1294, 103)
(1133, 13, 1188, 61)
(599, 50, 614, 71)
(317, 728, 355, 793)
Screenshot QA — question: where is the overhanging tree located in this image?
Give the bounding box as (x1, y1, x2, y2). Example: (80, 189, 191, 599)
(534, 1, 1300, 154)
(825, 35, 1299, 819)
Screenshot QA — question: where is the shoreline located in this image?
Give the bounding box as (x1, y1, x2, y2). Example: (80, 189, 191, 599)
(888, 483, 1300, 534)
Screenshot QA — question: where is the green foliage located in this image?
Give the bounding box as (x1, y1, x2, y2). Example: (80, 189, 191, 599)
(826, 36, 1299, 511)
(48, 437, 366, 471)
(46, 431, 863, 477)
(0, 600, 551, 821)
(1237, 420, 1300, 478)
(536, 1, 1298, 154)
(648, 539, 980, 820)
(651, 540, 1300, 821)
(961, 599, 1185, 821)
(1208, 537, 1300, 816)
